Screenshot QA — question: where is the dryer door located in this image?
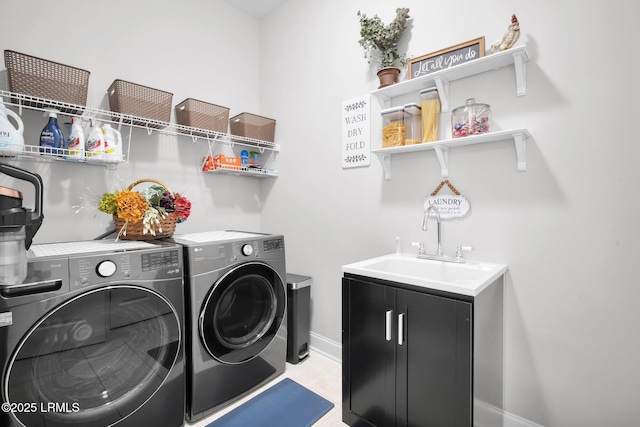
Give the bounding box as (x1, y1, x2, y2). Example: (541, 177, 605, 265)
(200, 262, 286, 364)
(4, 285, 181, 427)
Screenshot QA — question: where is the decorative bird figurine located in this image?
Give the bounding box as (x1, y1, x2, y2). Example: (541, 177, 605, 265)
(491, 14, 520, 54)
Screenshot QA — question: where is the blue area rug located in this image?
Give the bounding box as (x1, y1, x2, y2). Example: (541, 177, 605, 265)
(207, 378, 334, 427)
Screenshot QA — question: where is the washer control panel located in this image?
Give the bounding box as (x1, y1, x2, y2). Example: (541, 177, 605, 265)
(68, 248, 182, 290)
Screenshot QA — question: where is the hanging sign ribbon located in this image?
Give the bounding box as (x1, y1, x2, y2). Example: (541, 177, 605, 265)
(424, 180, 471, 219)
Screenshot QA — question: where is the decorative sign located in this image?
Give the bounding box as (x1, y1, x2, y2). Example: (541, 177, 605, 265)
(424, 195, 471, 219)
(342, 95, 371, 168)
(408, 37, 485, 79)
(424, 180, 471, 219)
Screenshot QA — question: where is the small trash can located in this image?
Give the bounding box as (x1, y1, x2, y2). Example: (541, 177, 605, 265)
(286, 273, 312, 364)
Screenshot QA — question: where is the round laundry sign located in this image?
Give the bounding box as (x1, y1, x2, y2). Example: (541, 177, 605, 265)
(424, 195, 471, 219)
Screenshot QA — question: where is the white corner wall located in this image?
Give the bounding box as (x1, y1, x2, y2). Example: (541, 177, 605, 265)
(259, 0, 640, 426)
(0, 0, 265, 242)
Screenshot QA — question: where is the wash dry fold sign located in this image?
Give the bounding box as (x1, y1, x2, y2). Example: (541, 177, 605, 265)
(342, 95, 371, 168)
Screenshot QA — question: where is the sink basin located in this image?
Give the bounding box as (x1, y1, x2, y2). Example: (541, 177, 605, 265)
(342, 253, 508, 296)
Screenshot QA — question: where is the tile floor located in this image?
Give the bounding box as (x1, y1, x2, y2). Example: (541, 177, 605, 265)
(186, 351, 346, 426)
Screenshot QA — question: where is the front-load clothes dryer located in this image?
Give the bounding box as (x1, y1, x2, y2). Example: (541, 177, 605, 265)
(170, 231, 287, 422)
(0, 239, 185, 427)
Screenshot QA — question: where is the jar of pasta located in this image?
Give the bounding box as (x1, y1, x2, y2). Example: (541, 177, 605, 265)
(420, 87, 440, 142)
(381, 106, 405, 148)
(451, 98, 491, 138)
(403, 103, 422, 145)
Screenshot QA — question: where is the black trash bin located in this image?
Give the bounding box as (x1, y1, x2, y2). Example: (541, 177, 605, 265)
(286, 273, 311, 364)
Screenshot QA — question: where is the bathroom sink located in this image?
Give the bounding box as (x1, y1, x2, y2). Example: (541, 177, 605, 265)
(342, 253, 508, 296)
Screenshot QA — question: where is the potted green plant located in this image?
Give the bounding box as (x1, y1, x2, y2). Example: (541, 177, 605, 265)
(357, 7, 411, 88)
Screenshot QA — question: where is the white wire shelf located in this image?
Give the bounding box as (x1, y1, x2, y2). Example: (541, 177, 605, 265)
(0, 90, 280, 152)
(0, 144, 126, 168)
(203, 164, 278, 178)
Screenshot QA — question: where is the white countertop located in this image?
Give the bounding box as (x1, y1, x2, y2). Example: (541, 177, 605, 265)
(342, 253, 508, 297)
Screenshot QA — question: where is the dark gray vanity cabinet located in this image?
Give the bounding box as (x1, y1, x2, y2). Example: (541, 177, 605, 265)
(342, 274, 503, 427)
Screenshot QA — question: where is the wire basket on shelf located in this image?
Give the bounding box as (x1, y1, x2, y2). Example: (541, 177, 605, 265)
(175, 98, 229, 136)
(107, 80, 173, 128)
(99, 178, 192, 241)
(4, 50, 90, 115)
(229, 112, 276, 142)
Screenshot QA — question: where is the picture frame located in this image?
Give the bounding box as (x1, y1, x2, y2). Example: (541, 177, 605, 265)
(408, 37, 485, 79)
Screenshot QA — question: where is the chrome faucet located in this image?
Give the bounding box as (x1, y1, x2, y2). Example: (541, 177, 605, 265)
(413, 205, 473, 263)
(422, 205, 442, 256)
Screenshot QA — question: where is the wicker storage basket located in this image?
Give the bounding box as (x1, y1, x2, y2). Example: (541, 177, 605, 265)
(114, 179, 177, 240)
(4, 50, 90, 115)
(107, 80, 173, 128)
(229, 112, 276, 142)
(175, 98, 230, 136)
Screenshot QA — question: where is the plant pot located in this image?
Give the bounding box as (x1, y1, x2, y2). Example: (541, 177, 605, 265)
(377, 67, 400, 88)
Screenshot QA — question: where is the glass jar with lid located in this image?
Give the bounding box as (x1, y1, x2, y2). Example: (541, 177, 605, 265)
(403, 103, 422, 145)
(420, 87, 440, 142)
(451, 98, 491, 138)
(381, 106, 405, 148)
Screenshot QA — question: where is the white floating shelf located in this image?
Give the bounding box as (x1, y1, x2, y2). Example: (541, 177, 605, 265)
(371, 45, 530, 111)
(372, 129, 531, 179)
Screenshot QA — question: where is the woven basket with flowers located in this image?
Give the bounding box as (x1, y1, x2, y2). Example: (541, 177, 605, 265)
(98, 178, 192, 240)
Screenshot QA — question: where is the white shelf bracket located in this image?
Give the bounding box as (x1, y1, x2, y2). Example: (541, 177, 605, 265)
(373, 93, 392, 109)
(513, 51, 527, 96)
(433, 76, 451, 112)
(513, 132, 528, 171)
(376, 153, 392, 180)
(434, 146, 450, 177)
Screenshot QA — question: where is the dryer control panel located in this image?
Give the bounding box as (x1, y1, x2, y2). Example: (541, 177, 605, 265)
(231, 237, 284, 260)
(262, 237, 284, 252)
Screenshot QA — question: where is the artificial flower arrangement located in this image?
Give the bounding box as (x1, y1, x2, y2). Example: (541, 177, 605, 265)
(98, 178, 191, 240)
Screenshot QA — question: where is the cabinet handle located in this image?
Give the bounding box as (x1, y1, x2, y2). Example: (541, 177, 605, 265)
(398, 313, 405, 345)
(385, 310, 393, 341)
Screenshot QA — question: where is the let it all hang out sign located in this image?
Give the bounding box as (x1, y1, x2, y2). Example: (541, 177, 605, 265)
(342, 95, 370, 168)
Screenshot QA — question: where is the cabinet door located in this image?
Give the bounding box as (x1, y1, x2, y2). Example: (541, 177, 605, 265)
(402, 290, 472, 427)
(345, 277, 397, 426)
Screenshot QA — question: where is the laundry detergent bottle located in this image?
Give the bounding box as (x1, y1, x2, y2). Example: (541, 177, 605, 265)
(85, 123, 105, 162)
(102, 123, 122, 163)
(64, 117, 85, 161)
(0, 97, 24, 155)
(39, 110, 63, 156)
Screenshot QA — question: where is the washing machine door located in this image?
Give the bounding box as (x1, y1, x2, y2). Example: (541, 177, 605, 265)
(200, 261, 286, 364)
(4, 285, 181, 427)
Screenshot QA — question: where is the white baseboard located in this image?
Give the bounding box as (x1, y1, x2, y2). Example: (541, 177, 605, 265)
(475, 400, 545, 427)
(502, 411, 545, 427)
(309, 331, 341, 363)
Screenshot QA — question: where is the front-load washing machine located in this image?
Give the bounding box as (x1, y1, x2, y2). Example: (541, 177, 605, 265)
(0, 239, 185, 427)
(170, 230, 287, 422)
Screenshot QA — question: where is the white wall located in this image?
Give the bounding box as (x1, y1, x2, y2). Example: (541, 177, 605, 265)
(2, 1, 639, 426)
(0, 0, 265, 242)
(259, 0, 640, 426)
